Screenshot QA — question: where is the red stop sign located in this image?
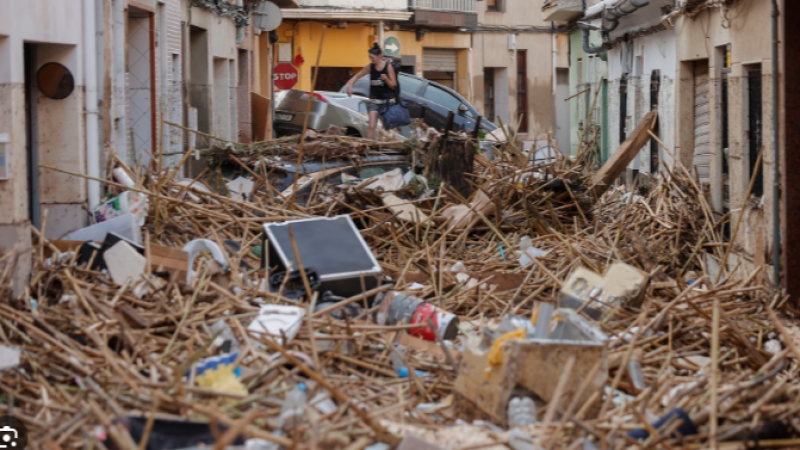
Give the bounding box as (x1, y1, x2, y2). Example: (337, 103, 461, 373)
(273, 63, 299, 90)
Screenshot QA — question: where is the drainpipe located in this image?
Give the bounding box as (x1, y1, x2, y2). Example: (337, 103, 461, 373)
(579, 23, 605, 54)
(772, 0, 780, 287)
(84, 0, 101, 209)
(602, 0, 649, 32)
(113, 0, 127, 163)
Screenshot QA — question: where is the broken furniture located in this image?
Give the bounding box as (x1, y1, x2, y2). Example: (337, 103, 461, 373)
(453, 309, 608, 427)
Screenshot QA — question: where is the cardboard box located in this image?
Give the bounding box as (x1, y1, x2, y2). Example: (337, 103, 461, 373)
(453, 310, 608, 426)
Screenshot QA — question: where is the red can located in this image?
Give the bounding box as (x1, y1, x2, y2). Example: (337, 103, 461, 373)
(375, 291, 459, 341)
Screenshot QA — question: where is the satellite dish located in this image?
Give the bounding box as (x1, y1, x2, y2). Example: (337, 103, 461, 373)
(254, 2, 282, 32)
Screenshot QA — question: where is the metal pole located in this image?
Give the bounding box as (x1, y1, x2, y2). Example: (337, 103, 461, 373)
(271, 39, 276, 139)
(772, 0, 781, 288)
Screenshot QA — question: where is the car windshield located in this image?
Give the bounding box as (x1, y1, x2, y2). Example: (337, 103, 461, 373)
(425, 85, 473, 118)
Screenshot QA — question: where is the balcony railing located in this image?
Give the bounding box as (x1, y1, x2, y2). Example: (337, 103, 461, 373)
(409, 0, 477, 13)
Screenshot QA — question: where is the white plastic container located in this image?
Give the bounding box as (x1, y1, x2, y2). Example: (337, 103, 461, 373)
(93, 191, 149, 226)
(247, 305, 306, 347)
(62, 213, 142, 244)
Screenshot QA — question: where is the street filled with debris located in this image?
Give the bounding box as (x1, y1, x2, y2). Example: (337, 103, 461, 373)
(2, 116, 800, 450)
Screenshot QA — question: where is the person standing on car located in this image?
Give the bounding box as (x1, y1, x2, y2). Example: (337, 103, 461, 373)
(345, 42, 397, 140)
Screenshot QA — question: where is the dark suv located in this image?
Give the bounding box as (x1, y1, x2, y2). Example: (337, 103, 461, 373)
(341, 72, 497, 134)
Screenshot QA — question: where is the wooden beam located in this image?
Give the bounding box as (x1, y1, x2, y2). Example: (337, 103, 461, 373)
(588, 110, 658, 198)
(251, 92, 272, 142)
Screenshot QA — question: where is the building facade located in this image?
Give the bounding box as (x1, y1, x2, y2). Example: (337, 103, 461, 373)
(567, 27, 609, 159)
(575, 0, 677, 177)
(472, 0, 565, 150)
(673, 0, 779, 271)
(266, 0, 474, 101)
(0, 0, 91, 295)
(0, 0, 261, 295)
(554, 0, 782, 282)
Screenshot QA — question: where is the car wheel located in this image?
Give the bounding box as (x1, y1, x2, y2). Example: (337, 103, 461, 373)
(345, 128, 362, 138)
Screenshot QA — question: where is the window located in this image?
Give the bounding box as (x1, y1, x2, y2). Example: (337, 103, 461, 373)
(487, 0, 503, 12)
(425, 85, 463, 113)
(649, 70, 660, 173)
(620, 73, 628, 142)
(748, 67, 764, 197)
(517, 50, 528, 133)
(720, 45, 731, 212)
(398, 75, 425, 96)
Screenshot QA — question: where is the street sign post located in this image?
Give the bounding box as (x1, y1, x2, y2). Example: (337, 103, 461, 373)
(274, 63, 299, 90)
(384, 36, 401, 57)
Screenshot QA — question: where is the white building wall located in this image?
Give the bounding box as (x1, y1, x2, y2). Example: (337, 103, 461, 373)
(607, 31, 677, 174)
(163, 0, 184, 167)
(0, 0, 89, 294)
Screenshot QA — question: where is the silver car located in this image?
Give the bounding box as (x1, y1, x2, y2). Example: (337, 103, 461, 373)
(273, 90, 376, 138)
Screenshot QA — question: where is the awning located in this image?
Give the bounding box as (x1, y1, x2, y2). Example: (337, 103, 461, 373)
(280, 8, 413, 21)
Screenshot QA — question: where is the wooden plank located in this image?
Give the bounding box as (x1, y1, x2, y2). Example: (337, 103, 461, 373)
(251, 92, 272, 142)
(149, 244, 188, 275)
(588, 110, 658, 198)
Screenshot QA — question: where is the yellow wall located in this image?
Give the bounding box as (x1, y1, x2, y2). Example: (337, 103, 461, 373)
(266, 21, 471, 93)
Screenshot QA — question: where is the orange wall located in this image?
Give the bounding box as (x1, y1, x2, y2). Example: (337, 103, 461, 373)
(264, 21, 471, 99)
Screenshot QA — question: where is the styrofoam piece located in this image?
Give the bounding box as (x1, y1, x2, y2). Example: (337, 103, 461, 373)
(62, 213, 142, 244)
(173, 179, 216, 203)
(362, 168, 405, 191)
(182, 239, 228, 284)
(310, 390, 338, 415)
(518, 247, 548, 267)
(104, 241, 146, 286)
(0, 345, 20, 371)
(765, 339, 782, 354)
(247, 305, 306, 347)
(382, 194, 429, 223)
(227, 176, 255, 200)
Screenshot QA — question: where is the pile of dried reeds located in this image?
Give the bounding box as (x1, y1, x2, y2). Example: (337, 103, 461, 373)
(1, 130, 799, 450)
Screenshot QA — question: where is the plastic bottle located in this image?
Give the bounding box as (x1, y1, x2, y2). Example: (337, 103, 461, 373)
(389, 344, 428, 378)
(279, 383, 308, 431)
(507, 397, 537, 428)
